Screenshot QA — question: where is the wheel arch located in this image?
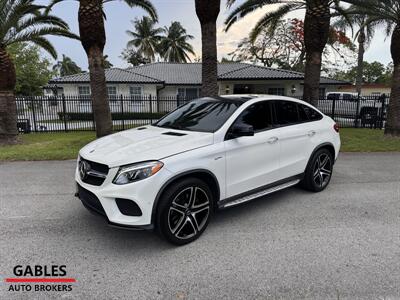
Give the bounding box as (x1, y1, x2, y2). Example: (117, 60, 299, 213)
(308, 142, 336, 167)
(151, 169, 221, 226)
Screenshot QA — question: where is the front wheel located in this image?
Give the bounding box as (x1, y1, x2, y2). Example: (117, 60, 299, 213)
(156, 178, 213, 245)
(302, 148, 334, 192)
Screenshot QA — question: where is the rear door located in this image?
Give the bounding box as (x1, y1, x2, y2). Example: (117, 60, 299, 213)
(271, 100, 318, 179)
(224, 101, 281, 198)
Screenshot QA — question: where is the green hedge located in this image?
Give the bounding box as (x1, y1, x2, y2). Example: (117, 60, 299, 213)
(58, 112, 166, 121)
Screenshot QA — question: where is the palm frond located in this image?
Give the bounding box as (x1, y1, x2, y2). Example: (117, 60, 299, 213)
(224, 0, 295, 32)
(249, 3, 304, 41)
(29, 36, 58, 58)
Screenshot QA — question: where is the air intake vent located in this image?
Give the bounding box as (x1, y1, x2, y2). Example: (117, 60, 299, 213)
(162, 131, 187, 136)
(137, 127, 147, 130)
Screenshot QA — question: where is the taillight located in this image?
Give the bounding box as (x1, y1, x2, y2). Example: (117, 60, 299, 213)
(333, 123, 340, 133)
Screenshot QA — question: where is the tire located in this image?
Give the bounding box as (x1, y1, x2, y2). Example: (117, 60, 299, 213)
(156, 177, 214, 245)
(301, 148, 334, 192)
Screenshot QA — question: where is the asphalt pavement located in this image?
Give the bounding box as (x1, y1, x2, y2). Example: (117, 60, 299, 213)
(0, 153, 399, 299)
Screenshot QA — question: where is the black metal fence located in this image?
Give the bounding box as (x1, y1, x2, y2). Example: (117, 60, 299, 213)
(16, 94, 390, 133)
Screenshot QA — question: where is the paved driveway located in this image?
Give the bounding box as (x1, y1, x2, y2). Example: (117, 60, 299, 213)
(1, 153, 399, 299)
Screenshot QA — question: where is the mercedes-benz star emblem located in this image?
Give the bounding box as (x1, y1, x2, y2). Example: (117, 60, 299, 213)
(79, 160, 90, 180)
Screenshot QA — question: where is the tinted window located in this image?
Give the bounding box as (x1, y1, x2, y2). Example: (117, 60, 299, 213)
(301, 105, 323, 121)
(155, 98, 242, 133)
(232, 101, 273, 132)
(274, 101, 299, 125)
(327, 93, 340, 100)
(343, 94, 352, 101)
(298, 104, 309, 122)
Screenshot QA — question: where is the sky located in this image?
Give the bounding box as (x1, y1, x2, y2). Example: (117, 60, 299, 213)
(40, 0, 392, 71)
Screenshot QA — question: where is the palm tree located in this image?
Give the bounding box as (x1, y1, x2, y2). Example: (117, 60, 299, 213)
(159, 21, 195, 63)
(342, 0, 400, 136)
(53, 54, 82, 76)
(49, 0, 157, 138)
(0, 0, 78, 143)
(224, 0, 345, 106)
(126, 16, 163, 62)
(334, 10, 376, 94)
(195, 0, 221, 97)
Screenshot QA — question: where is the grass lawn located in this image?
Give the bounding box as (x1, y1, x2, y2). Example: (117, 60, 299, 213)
(0, 128, 399, 161)
(0, 132, 96, 161)
(340, 128, 400, 152)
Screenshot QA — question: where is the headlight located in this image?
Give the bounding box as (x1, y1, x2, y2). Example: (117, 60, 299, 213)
(113, 161, 164, 185)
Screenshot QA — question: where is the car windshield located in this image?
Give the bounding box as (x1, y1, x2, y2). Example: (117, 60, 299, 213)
(154, 97, 243, 133)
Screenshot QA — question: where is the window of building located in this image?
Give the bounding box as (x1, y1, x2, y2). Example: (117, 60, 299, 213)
(78, 86, 90, 103)
(177, 87, 200, 99)
(78, 86, 90, 96)
(130, 86, 142, 96)
(129, 86, 143, 104)
(268, 88, 285, 96)
(107, 86, 117, 101)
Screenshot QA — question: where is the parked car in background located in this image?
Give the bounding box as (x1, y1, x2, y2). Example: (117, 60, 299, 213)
(326, 92, 362, 101)
(320, 92, 383, 121)
(75, 95, 341, 245)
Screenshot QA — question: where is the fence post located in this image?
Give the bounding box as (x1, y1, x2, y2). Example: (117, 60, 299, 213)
(31, 96, 37, 132)
(149, 94, 153, 124)
(331, 97, 336, 120)
(380, 95, 386, 129)
(354, 93, 361, 128)
(62, 94, 68, 132)
(120, 94, 125, 131)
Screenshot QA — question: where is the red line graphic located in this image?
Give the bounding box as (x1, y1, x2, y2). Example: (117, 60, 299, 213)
(5, 278, 76, 283)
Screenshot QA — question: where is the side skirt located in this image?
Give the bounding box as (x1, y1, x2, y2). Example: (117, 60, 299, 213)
(218, 174, 303, 209)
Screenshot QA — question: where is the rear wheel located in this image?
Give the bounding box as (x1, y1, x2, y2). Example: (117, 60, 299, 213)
(302, 148, 333, 192)
(156, 178, 213, 245)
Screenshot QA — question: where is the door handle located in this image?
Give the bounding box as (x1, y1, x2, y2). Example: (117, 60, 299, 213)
(307, 130, 316, 137)
(267, 137, 279, 144)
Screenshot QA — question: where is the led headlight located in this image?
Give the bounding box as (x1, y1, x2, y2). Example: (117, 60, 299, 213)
(113, 161, 164, 185)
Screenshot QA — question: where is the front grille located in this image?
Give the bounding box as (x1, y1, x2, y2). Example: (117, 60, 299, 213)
(77, 184, 106, 217)
(79, 157, 109, 186)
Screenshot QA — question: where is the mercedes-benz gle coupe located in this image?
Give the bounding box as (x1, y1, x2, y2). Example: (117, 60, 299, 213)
(76, 95, 341, 245)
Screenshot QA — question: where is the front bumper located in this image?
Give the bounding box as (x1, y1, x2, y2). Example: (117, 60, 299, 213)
(75, 184, 154, 230)
(75, 161, 172, 229)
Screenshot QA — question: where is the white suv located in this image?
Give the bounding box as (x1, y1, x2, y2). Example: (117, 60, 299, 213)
(76, 95, 340, 245)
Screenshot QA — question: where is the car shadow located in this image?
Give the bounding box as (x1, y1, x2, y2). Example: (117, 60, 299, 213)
(68, 186, 311, 253)
(212, 186, 309, 226)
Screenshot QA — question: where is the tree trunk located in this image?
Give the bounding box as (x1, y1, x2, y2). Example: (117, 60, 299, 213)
(303, 0, 331, 106)
(0, 46, 18, 142)
(79, 0, 112, 137)
(304, 51, 323, 103)
(356, 29, 366, 94)
(195, 0, 220, 97)
(385, 25, 400, 136)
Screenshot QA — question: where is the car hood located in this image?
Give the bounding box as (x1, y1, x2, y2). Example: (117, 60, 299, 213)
(79, 126, 214, 168)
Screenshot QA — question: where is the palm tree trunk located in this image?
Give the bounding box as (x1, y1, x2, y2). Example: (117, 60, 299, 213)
(303, 0, 331, 106)
(195, 0, 220, 97)
(356, 29, 366, 94)
(0, 46, 18, 143)
(79, 0, 112, 137)
(385, 25, 400, 136)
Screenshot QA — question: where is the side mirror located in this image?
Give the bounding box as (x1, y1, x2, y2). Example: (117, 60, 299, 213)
(230, 124, 254, 138)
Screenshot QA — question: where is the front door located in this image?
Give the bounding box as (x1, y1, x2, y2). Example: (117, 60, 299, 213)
(224, 101, 281, 198)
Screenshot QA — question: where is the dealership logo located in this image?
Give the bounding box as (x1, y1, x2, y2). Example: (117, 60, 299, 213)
(4, 265, 76, 292)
